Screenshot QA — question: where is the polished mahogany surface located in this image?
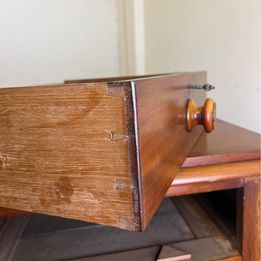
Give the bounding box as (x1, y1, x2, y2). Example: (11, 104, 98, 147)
(183, 119, 260, 167)
(168, 120, 260, 195)
(0, 72, 207, 231)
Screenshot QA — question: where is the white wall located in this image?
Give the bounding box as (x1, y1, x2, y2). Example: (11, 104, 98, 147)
(0, 0, 120, 87)
(143, 0, 261, 133)
(0, 0, 260, 133)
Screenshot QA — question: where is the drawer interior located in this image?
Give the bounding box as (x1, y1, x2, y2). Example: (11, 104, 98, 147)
(0, 190, 241, 261)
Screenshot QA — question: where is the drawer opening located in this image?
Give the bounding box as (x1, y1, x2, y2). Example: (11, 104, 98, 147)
(0, 193, 241, 260)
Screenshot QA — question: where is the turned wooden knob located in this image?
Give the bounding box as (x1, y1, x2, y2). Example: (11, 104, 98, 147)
(186, 98, 216, 133)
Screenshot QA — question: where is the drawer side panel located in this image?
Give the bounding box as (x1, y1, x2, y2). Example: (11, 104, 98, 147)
(0, 83, 137, 230)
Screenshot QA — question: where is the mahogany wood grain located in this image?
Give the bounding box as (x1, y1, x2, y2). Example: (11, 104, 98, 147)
(186, 98, 216, 133)
(235, 189, 243, 251)
(183, 120, 260, 167)
(166, 179, 243, 197)
(0, 207, 28, 217)
(167, 120, 260, 197)
(242, 177, 261, 261)
(133, 72, 206, 228)
(172, 160, 260, 186)
(0, 73, 206, 230)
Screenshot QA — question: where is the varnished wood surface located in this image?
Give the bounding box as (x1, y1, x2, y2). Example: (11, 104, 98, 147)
(0, 82, 138, 230)
(0, 73, 206, 230)
(183, 120, 260, 167)
(166, 179, 243, 197)
(242, 177, 261, 261)
(168, 159, 260, 197)
(186, 98, 216, 133)
(134, 72, 206, 228)
(167, 120, 260, 197)
(1, 116, 260, 220)
(0, 116, 260, 223)
(1, 117, 260, 223)
(0, 207, 28, 217)
(172, 160, 260, 186)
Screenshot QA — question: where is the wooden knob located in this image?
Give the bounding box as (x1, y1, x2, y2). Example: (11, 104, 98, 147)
(186, 98, 216, 133)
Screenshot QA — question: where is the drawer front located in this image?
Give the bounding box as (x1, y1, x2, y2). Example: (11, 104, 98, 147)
(133, 72, 206, 229)
(0, 72, 209, 231)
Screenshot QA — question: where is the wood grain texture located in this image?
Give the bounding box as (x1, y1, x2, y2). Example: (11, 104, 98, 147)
(242, 177, 261, 261)
(172, 160, 260, 186)
(186, 98, 216, 133)
(134, 72, 206, 228)
(167, 119, 260, 197)
(0, 73, 206, 230)
(0, 82, 138, 230)
(166, 179, 243, 197)
(0, 207, 28, 217)
(183, 120, 260, 167)
(2, 120, 259, 218)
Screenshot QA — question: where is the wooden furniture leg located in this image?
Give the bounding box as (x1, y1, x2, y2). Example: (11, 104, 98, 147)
(242, 176, 260, 261)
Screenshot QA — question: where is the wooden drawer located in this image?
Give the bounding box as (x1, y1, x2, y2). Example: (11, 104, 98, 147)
(0, 72, 209, 231)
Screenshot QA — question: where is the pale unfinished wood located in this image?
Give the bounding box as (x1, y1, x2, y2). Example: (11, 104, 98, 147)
(157, 246, 191, 261)
(0, 82, 138, 230)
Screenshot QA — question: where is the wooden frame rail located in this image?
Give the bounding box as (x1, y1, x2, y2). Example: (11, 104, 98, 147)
(166, 159, 260, 197)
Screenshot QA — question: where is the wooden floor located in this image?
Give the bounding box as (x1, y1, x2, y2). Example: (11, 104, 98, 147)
(0, 197, 240, 261)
